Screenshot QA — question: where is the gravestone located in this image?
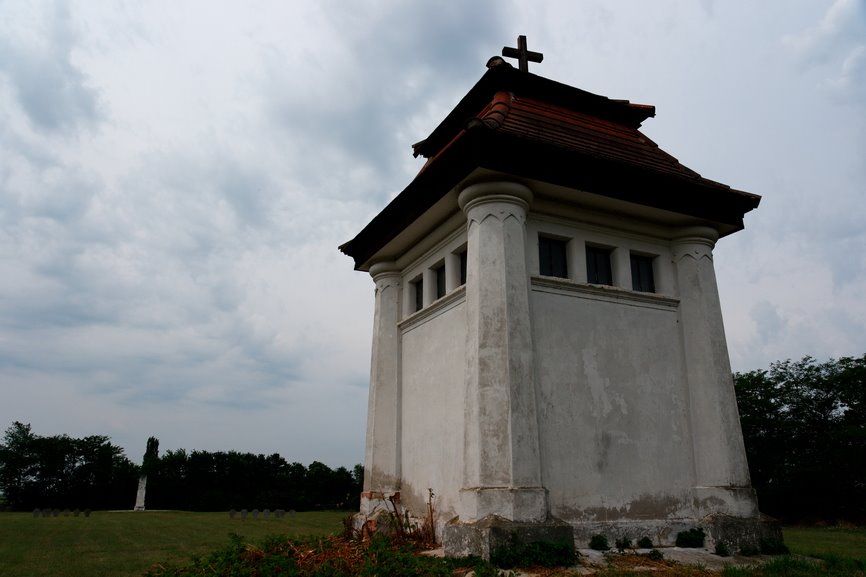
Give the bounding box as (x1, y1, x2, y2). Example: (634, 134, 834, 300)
(240, 509, 248, 519)
(229, 509, 236, 519)
(263, 508, 270, 518)
(32, 509, 40, 518)
(73, 509, 80, 517)
(251, 509, 259, 519)
(341, 41, 780, 557)
(275, 509, 285, 519)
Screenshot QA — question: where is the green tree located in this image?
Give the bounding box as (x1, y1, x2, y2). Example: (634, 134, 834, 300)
(0, 422, 138, 510)
(0, 422, 38, 508)
(735, 354, 866, 521)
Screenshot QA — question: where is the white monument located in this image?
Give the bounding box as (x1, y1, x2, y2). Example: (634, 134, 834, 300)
(341, 39, 778, 557)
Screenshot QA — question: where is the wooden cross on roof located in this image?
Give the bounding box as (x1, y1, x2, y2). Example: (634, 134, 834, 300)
(502, 35, 543, 73)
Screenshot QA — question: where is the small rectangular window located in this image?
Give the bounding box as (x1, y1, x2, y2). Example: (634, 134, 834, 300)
(539, 236, 568, 278)
(435, 264, 446, 299)
(586, 245, 612, 285)
(413, 278, 423, 312)
(459, 250, 467, 285)
(630, 254, 655, 293)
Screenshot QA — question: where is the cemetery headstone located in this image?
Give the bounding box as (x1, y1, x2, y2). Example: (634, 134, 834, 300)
(263, 508, 270, 518)
(252, 509, 259, 519)
(73, 509, 80, 517)
(240, 509, 248, 519)
(32, 509, 40, 518)
(229, 509, 236, 519)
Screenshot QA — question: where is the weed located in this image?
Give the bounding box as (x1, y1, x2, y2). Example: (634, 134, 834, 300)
(675, 527, 705, 548)
(590, 533, 610, 551)
(615, 537, 632, 552)
(646, 548, 664, 562)
(637, 536, 653, 548)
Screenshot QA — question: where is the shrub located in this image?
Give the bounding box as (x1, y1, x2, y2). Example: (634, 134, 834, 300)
(615, 537, 632, 552)
(739, 543, 760, 556)
(637, 536, 653, 549)
(647, 549, 664, 561)
(490, 533, 576, 568)
(675, 527, 705, 548)
(589, 534, 610, 551)
(715, 541, 731, 557)
(759, 537, 790, 555)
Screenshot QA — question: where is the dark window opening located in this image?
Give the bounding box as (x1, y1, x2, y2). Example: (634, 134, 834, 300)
(586, 245, 612, 285)
(630, 254, 655, 293)
(435, 265, 446, 299)
(413, 279, 423, 312)
(459, 251, 467, 285)
(539, 237, 568, 278)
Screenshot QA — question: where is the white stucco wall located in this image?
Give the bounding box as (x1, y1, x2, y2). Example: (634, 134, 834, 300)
(400, 295, 467, 520)
(531, 280, 696, 522)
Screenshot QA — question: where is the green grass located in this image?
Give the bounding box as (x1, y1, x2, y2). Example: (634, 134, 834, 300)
(2, 515, 865, 577)
(0, 510, 346, 577)
(783, 526, 866, 561)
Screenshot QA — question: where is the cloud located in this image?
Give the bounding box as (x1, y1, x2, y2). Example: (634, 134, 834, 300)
(0, 2, 103, 134)
(783, 0, 866, 103)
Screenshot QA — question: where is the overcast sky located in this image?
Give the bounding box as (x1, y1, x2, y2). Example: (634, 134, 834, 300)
(1, 0, 864, 468)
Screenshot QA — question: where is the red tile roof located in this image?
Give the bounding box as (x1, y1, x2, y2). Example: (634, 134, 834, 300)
(340, 65, 760, 270)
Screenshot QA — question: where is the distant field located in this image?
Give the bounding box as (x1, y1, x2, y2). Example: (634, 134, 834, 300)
(0, 510, 346, 577)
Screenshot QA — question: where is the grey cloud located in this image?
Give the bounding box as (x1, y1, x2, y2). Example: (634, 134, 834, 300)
(265, 0, 506, 206)
(0, 2, 102, 134)
(751, 300, 787, 346)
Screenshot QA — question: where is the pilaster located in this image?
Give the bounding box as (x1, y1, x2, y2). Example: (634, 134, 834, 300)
(456, 181, 546, 522)
(360, 261, 402, 515)
(672, 227, 757, 517)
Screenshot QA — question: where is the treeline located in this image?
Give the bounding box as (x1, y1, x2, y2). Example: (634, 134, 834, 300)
(0, 422, 361, 512)
(3, 354, 864, 520)
(0, 422, 138, 510)
(734, 354, 866, 523)
(145, 450, 362, 512)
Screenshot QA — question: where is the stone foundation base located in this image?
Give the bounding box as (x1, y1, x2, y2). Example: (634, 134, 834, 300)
(704, 513, 783, 550)
(569, 514, 782, 550)
(442, 515, 575, 560)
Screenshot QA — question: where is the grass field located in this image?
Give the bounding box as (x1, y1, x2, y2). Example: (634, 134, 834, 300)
(1, 514, 864, 577)
(783, 526, 866, 561)
(0, 510, 346, 577)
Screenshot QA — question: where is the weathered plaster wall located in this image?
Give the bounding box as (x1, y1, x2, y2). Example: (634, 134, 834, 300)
(531, 281, 696, 523)
(400, 297, 467, 521)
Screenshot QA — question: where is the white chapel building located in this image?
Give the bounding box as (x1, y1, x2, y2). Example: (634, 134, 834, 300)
(340, 43, 777, 556)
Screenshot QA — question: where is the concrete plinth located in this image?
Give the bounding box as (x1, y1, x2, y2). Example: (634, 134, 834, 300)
(704, 514, 784, 551)
(443, 515, 575, 560)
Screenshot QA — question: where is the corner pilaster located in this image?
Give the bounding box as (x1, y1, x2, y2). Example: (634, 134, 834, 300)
(456, 181, 546, 522)
(360, 261, 402, 515)
(672, 227, 758, 518)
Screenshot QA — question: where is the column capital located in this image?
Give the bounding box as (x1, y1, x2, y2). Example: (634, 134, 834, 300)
(369, 261, 401, 283)
(672, 226, 718, 261)
(458, 181, 533, 214)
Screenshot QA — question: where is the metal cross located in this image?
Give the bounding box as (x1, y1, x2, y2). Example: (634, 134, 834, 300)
(502, 35, 543, 73)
